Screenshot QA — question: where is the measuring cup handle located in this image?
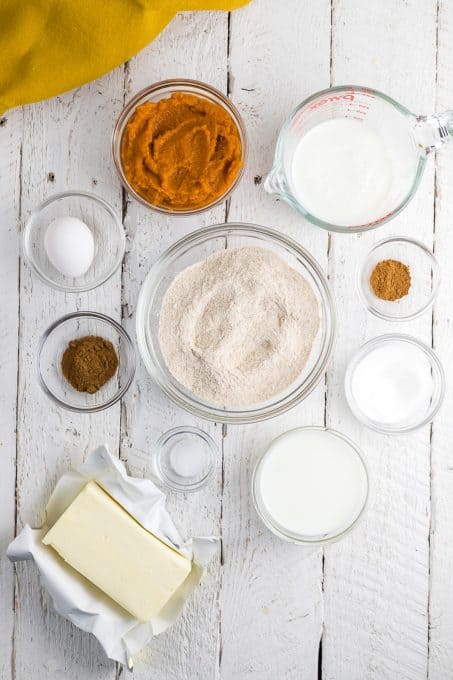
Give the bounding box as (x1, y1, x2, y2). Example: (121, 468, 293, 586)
(414, 111, 453, 152)
(264, 167, 286, 196)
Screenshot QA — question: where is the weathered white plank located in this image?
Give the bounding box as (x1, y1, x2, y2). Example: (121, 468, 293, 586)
(323, 2, 438, 679)
(221, 1, 331, 678)
(0, 107, 22, 680)
(428, 2, 453, 678)
(14, 67, 124, 679)
(119, 12, 228, 680)
(4, 4, 452, 678)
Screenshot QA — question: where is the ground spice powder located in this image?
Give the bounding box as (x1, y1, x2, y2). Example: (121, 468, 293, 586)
(370, 259, 411, 301)
(61, 336, 119, 394)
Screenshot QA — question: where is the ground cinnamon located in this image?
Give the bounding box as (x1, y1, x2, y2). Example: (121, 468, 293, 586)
(370, 259, 411, 301)
(61, 336, 118, 394)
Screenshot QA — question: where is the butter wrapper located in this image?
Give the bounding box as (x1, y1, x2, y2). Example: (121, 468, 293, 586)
(7, 445, 219, 667)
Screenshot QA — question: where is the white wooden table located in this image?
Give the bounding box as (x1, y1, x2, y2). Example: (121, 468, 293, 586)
(2, 2, 453, 678)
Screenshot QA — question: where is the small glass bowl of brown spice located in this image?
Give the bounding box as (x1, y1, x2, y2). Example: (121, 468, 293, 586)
(38, 312, 136, 412)
(357, 237, 440, 321)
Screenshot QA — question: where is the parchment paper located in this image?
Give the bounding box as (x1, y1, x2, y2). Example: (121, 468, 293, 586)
(7, 445, 219, 667)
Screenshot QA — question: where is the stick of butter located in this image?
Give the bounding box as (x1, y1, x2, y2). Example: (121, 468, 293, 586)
(42, 481, 191, 622)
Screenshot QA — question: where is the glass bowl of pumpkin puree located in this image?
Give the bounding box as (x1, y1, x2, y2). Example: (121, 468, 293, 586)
(113, 79, 247, 214)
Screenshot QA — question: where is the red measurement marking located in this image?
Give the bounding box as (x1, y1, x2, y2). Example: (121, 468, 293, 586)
(367, 208, 395, 226)
(308, 93, 354, 111)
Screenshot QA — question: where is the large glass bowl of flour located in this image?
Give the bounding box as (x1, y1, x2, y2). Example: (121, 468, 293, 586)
(136, 224, 336, 423)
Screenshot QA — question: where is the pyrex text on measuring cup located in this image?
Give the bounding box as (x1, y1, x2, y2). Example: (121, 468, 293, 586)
(264, 85, 453, 233)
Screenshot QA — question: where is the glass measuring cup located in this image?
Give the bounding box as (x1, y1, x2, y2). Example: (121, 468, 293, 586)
(264, 85, 453, 233)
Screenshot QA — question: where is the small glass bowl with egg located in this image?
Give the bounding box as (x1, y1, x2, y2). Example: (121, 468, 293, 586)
(22, 190, 125, 293)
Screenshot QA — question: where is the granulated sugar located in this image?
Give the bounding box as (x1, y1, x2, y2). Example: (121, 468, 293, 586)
(158, 246, 320, 407)
(350, 342, 433, 424)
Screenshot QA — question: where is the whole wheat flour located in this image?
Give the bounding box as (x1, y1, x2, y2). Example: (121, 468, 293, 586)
(158, 246, 320, 407)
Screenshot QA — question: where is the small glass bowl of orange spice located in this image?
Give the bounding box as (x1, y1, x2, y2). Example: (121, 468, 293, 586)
(357, 237, 440, 321)
(113, 79, 246, 214)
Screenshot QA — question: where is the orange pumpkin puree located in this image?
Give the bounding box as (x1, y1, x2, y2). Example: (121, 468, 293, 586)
(120, 92, 243, 211)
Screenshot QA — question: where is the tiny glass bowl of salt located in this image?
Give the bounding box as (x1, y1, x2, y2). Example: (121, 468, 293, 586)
(345, 335, 445, 434)
(23, 190, 125, 293)
(357, 237, 440, 321)
(154, 426, 218, 492)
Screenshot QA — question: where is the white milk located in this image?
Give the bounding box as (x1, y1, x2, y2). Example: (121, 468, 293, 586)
(290, 118, 393, 226)
(256, 428, 368, 539)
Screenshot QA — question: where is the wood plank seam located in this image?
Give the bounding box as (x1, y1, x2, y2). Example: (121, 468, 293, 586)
(429, 1, 440, 675)
(319, 1, 335, 676)
(11, 136, 24, 680)
(117, 56, 131, 680)
(219, 14, 232, 676)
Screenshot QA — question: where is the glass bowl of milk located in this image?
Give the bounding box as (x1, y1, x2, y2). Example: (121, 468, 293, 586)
(252, 427, 369, 545)
(265, 85, 453, 232)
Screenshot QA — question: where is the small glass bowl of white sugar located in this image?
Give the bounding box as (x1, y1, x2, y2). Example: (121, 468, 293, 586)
(22, 190, 125, 293)
(345, 335, 445, 434)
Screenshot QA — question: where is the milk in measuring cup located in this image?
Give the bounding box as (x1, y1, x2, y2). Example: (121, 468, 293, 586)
(290, 118, 393, 226)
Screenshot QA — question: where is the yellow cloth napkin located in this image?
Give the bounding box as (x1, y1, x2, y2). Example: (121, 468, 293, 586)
(0, 0, 248, 114)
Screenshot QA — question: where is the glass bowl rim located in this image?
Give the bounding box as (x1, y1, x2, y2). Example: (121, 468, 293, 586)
(37, 311, 136, 413)
(344, 333, 445, 434)
(251, 426, 369, 545)
(22, 190, 126, 293)
(135, 222, 336, 424)
(356, 236, 440, 321)
(112, 78, 247, 216)
(155, 425, 218, 493)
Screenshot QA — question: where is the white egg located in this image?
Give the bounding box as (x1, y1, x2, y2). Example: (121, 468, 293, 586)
(44, 216, 95, 278)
